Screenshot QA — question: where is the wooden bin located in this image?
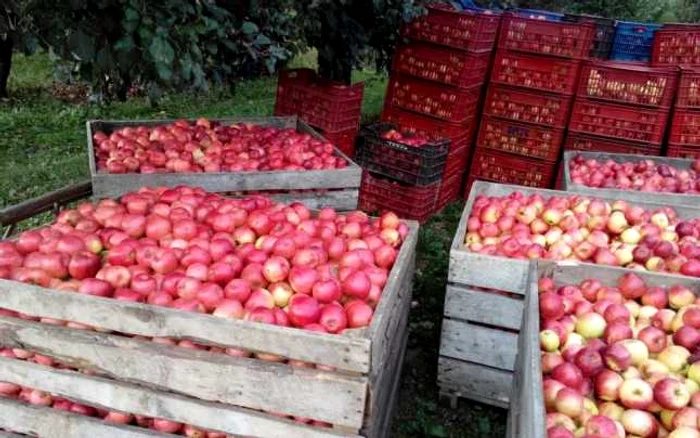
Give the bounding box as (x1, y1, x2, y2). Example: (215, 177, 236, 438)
(438, 181, 700, 408)
(87, 116, 362, 210)
(507, 262, 700, 437)
(0, 184, 418, 438)
(562, 150, 700, 207)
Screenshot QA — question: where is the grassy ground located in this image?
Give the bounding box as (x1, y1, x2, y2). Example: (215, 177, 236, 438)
(0, 53, 507, 437)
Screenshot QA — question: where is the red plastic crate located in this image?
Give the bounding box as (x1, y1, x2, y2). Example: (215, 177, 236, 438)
(392, 43, 491, 88)
(436, 170, 464, 210)
(483, 85, 573, 127)
(564, 133, 663, 155)
(569, 98, 670, 144)
(469, 147, 556, 188)
(385, 75, 482, 123)
(669, 109, 700, 147)
(651, 27, 700, 67)
(476, 116, 564, 161)
(490, 50, 582, 95)
(359, 172, 439, 223)
(667, 143, 700, 159)
(403, 5, 501, 53)
(498, 13, 596, 59)
(320, 128, 357, 158)
(577, 61, 678, 107)
(274, 69, 364, 133)
(676, 69, 700, 109)
(381, 106, 475, 142)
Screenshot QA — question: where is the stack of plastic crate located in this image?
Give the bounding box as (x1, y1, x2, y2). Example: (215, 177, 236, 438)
(650, 25, 700, 159)
(467, 10, 595, 193)
(563, 61, 676, 168)
(274, 68, 364, 157)
(356, 123, 450, 223)
(379, 2, 501, 212)
(667, 68, 700, 159)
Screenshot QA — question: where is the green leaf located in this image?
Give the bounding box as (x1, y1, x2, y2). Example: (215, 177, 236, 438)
(253, 34, 271, 46)
(241, 21, 258, 35)
(114, 35, 135, 51)
(68, 30, 96, 61)
(149, 36, 175, 66)
(124, 7, 139, 22)
(180, 54, 193, 81)
(428, 425, 447, 437)
(155, 61, 173, 81)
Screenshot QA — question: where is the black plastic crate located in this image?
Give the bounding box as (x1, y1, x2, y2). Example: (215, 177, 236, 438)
(355, 123, 450, 186)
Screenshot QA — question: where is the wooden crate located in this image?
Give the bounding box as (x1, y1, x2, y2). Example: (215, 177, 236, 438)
(507, 262, 700, 438)
(86, 116, 362, 210)
(438, 180, 700, 408)
(0, 186, 418, 438)
(562, 150, 700, 207)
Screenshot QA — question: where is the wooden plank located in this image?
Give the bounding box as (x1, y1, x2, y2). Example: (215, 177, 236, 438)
(0, 180, 92, 227)
(367, 325, 409, 438)
(562, 150, 700, 207)
(0, 279, 371, 374)
(366, 221, 419, 375)
(0, 316, 367, 428)
(91, 167, 361, 200)
(0, 432, 26, 438)
(0, 358, 358, 438)
(448, 251, 530, 294)
(444, 284, 524, 330)
(549, 261, 700, 292)
(0, 397, 171, 438)
(507, 262, 544, 438)
(439, 319, 518, 371)
(364, 279, 411, 437)
(437, 357, 512, 409)
(265, 189, 359, 211)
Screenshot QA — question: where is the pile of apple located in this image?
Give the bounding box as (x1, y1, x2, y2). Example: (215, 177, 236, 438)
(464, 192, 700, 277)
(93, 118, 348, 174)
(539, 273, 700, 438)
(380, 128, 431, 147)
(0, 186, 407, 338)
(569, 155, 700, 194)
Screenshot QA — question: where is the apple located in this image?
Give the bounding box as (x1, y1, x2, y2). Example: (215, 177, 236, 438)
(576, 312, 607, 339)
(620, 378, 654, 410)
(654, 377, 691, 410)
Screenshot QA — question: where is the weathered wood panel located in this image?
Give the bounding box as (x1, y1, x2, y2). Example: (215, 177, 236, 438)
(0, 316, 367, 429)
(437, 357, 512, 409)
(444, 285, 524, 330)
(0, 397, 171, 438)
(506, 262, 544, 438)
(0, 357, 357, 438)
(562, 150, 700, 207)
(440, 319, 518, 372)
(0, 279, 370, 373)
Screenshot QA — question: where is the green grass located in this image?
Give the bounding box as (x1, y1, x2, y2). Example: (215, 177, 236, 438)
(0, 52, 507, 437)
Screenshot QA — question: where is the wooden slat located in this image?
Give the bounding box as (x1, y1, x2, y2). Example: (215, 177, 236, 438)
(0, 358, 358, 438)
(449, 252, 529, 294)
(507, 262, 544, 438)
(444, 284, 524, 330)
(562, 151, 700, 207)
(550, 262, 700, 292)
(0, 397, 171, 438)
(265, 189, 359, 211)
(0, 279, 371, 373)
(437, 357, 512, 409)
(0, 316, 367, 428)
(0, 431, 27, 438)
(366, 221, 419, 374)
(0, 180, 93, 227)
(440, 319, 518, 371)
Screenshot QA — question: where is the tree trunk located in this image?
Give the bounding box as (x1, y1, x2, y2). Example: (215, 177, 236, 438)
(0, 35, 13, 99)
(317, 45, 352, 85)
